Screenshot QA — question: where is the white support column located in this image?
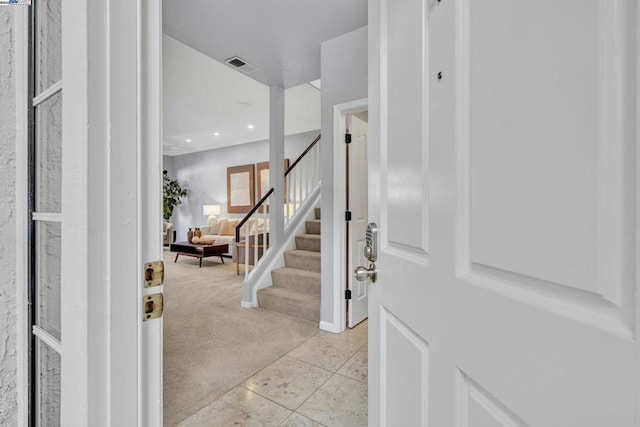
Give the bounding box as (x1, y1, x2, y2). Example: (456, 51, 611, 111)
(269, 86, 285, 249)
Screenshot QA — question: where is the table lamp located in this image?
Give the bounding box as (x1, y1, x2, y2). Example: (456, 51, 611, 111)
(203, 204, 221, 222)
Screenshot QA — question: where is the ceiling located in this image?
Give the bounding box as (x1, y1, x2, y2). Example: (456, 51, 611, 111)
(162, 1, 367, 156)
(162, 0, 368, 88)
(163, 35, 321, 156)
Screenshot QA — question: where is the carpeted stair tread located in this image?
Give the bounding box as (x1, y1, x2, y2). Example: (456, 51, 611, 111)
(305, 219, 321, 235)
(295, 234, 321, 252)
(284, 249, 321, 272)
(257, 286, 320, 322)
(315, 207, 321, 220)
(271, 267, 321, 294)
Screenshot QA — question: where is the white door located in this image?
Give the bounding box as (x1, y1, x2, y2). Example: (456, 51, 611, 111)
(60, 1, 163, 425)
(368, 0, 639, 425)
(348, 113, 369, 327)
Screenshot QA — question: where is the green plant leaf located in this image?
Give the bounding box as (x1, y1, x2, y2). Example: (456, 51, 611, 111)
(163, 170, 188, 221)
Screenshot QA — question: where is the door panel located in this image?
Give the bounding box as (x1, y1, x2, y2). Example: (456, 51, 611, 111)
(35, 91, 62, 213)
(31, 2, 63, 425)
(34, 0, 61, 95)
(37, 340, 61, 426)
(386, 0, 429, 255)
(348, 116, 369, 327)
(36, 221, 62, 341)
(369, 0, 639, 425)
(459, 0, 636, 333)
(381, 308, 428, 426)
(457, 371, 528, 427)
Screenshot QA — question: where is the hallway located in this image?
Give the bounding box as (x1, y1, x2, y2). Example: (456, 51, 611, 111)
(163, 250, 368, 426)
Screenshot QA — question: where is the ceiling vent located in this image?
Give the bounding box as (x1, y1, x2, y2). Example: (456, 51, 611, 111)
(224, 56, 257, 74)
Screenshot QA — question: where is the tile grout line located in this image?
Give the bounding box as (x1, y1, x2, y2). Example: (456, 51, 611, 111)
(288, 372, 336, 424)
(237, 385, 294, 421)
(164, 252, 368, 426)
(279, 411, 328, 427)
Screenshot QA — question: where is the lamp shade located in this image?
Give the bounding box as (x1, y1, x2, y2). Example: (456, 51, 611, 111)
(203, 204, 221, 216)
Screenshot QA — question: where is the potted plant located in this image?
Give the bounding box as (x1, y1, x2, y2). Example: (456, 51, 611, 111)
(163, 170, 187, 221)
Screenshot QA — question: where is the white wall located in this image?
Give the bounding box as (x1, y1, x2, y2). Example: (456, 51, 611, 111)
(0, 7, 18, 425)
(165, 130, 318, 241)
(320, 27, 368, 330)
(163, 155, 175, 179)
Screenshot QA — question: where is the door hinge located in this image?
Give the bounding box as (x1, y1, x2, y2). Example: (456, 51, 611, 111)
(345, 289, 352, 300)
(345, 211, 352, 221)
(345, 133, 352, 144)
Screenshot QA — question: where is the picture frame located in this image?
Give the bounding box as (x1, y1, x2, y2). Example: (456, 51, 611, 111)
(256, 159, 289, 212)
(227, 164, 255, 214)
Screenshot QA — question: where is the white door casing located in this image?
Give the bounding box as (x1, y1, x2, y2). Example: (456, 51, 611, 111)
(61, 1, 163, 425)
(331, 98, 368, 333)
(348, 114, 369, 327)
(368, 0, 639, 426)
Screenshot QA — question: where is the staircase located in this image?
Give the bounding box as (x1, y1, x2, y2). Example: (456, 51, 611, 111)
(257, 208, 321, 322)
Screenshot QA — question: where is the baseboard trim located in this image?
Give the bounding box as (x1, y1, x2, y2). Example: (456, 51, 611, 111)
(319, 320, 344, 334)
(241, 300, 258, 309)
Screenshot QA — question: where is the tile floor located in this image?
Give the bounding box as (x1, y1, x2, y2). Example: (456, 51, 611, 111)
(164, 248, 368, 426)
(179, 322, 368, 427)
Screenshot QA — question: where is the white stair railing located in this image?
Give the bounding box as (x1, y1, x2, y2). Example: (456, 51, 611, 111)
(285, 134, 320, 225)
(236, 134, 321, 279)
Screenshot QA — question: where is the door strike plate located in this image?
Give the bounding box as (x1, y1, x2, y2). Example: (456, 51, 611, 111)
(144, 261, 164, 287)
(143, 293, 164, 321)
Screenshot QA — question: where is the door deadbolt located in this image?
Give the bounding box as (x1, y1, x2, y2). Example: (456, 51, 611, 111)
(354, 263, 377, 283)
(365, 223, 378, 262)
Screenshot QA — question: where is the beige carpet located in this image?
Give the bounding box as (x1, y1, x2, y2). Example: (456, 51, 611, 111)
(162, 250, 321, 426)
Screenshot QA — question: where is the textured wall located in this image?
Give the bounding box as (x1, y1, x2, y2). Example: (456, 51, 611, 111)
(0, 7, 18, 425)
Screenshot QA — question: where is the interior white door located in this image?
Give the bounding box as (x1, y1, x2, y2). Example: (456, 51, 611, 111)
(348, 114, 369, 327)
(368, 0, 639, 425)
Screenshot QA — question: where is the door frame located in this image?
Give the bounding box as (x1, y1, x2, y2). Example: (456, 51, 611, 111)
(58, 1, 163, 425)
(14, 6, 30, 426)
(328, 98, 368, 333)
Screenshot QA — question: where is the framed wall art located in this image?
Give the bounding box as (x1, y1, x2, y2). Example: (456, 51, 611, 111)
(256, 159, 289, 212)
(227, 164, 255, 214)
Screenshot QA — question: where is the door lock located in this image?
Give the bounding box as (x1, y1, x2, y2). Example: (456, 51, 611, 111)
(354, 263, 377, 283)
(365, 223, 378, 262)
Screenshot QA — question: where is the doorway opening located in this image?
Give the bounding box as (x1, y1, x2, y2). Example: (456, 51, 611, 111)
(333, 100, 369, 332)
(160, 23, 368, 427)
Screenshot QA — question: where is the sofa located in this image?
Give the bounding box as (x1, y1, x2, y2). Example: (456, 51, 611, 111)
(196, 217, 269, 263)
(163, 222, 175, 246)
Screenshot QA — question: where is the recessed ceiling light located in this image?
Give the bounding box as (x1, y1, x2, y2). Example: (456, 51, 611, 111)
(247, 124, 254, 129)
(213, 132, 220, 136)
(186, 139, 192, 142)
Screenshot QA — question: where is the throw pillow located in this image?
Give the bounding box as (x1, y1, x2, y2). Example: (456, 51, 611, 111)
(207, 217, 222, 235)
(219, 219, 238, 236)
